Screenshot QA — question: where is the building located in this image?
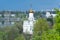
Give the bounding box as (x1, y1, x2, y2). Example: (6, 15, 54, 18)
(23, 9, 35, 34)
(0, 11, 20, 27)
(46, 11, 57, 18)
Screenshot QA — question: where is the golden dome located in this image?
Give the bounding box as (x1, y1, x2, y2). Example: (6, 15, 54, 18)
(29, 9, 34, 13)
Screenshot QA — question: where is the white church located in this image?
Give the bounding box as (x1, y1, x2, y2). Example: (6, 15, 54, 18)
(23, 9, 35, 34)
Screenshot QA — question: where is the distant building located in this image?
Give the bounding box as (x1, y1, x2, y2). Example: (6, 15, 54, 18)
(46, 11, 57, 18)
(0, 11, 20, 27)
(45, 11, 57, 26)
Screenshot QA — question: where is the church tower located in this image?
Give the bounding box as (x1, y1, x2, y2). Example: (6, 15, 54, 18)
(28, 9, 34, 21)
(23, 9, 35, 34)
(23, 3, 35, 34)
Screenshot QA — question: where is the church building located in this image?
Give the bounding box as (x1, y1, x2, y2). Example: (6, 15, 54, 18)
(23, 9, 35, 34)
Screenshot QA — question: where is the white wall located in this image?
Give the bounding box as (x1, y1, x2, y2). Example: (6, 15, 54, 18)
(23, 21, 33, 34)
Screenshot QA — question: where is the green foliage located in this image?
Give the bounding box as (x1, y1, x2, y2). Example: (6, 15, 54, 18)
(0, 29, 10, 40)
(24, 34, 32, 40)
(14, 21, 23, 34)
(0, 31, 4, 40)
(54, 8, 60, 15)
(34, 18, 49, 33)
(15, 34, 25, 40)
(0, 21, 24, 40)
(53, 9, 60, 35)
(41, 29, 60, 40)
(32, 18, 49, 40)
(32, 11, 60, 40)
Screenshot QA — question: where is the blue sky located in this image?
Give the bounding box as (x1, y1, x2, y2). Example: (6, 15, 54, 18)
(0, 0, 60, 11)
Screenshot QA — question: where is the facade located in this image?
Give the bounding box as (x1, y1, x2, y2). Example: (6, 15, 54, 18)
(23, 9, 35, 34)
(0, 11, 20, 27)
(46, 11, 57, 18)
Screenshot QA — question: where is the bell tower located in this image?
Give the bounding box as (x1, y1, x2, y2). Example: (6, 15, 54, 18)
(28, 4, 34, 21)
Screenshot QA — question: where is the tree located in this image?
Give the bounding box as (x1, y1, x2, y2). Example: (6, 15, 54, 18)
(34, 18, 49, 33)
(0, 21, 23, 40)
(13, 21, 25, 40)
(14, 21, 23, 34)
(32, 18, 49, 40)
(53, 8, 60, 35)
(33, 9, 60, 40)
(41, 29, 60, 40)
(15, 34, 25, 40)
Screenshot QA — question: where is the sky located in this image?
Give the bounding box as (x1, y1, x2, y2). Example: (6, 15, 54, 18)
(0, 0, 60, 11)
